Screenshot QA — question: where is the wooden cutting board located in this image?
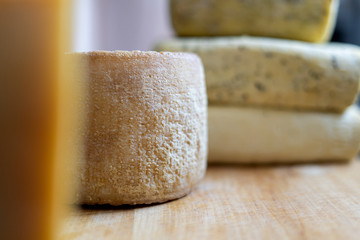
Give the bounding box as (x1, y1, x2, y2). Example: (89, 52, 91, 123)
(61, 160, 360, 240)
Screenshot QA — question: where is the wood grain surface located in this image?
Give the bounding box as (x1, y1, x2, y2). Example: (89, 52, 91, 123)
(61, 160, 360, 240)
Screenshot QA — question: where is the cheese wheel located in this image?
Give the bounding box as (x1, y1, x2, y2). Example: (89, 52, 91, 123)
(171, 0, 339, 43)
(156, 37, 360, 112)
(208, 106, 360, 163)
(75, 51, 207, 205)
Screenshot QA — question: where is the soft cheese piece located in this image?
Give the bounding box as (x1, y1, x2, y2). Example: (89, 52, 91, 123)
(208, 106, 360, 163)
(156, 37, 360, 112)
(75, 51, 207, 205)
(171, 0, 339, 42)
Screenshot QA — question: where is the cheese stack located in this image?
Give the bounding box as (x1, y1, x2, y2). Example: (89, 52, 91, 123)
(156, 0, 360, 163)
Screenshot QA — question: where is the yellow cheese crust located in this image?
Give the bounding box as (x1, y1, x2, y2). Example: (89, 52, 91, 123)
(73, 51, 208, 205)
(171, 0, 339, 43)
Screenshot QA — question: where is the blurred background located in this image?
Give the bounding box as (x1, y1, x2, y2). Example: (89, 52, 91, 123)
(72, 0, 360, 52)
(72, 0, 174, 52)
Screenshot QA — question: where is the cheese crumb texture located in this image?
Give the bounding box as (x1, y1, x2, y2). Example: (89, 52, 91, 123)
(73, 51, 207, 205)
(156, 37, 360, 112)
(171, 0, 339, 43)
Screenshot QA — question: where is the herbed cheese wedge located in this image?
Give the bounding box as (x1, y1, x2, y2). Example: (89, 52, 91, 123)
(156, 37, 360, 112)
(171, 0, 339, 43)
(208, 106, 360, 163)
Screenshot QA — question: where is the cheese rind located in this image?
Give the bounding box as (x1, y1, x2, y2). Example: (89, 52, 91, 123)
(156, 37, 360, 112)
(75, 51, 207, 205)
(171, 0, 339, 43)
(208, 106, 360, 163)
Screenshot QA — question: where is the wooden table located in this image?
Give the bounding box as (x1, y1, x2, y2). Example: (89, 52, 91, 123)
(61, 160, 360, 240)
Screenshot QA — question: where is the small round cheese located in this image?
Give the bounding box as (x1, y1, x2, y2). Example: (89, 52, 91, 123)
(75, 51, 207, 205)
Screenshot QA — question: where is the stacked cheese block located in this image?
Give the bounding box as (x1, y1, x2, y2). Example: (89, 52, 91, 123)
(156, 0, 360, 163)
